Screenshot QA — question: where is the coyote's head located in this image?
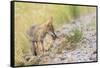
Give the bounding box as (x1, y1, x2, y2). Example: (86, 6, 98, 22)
(46, 17, 57, 40)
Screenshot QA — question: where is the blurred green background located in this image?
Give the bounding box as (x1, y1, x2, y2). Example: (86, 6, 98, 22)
(14, 2, 96, 66)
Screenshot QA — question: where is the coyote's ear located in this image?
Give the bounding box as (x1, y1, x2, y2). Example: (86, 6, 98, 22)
(47, 16, 53, 25)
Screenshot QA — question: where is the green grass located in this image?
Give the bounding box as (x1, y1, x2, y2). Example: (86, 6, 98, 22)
(66, 28, 83, 43)
(59, 28, 83, 51)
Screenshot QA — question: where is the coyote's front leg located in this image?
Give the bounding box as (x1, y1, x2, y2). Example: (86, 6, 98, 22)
(41, 41, 45, 55)
(32, 41, 38, 56)
(37, 41, 45, 56)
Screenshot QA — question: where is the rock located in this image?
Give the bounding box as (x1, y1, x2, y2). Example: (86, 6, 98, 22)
(25, 56, 40, 65)
(39, 56, 52, 64)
